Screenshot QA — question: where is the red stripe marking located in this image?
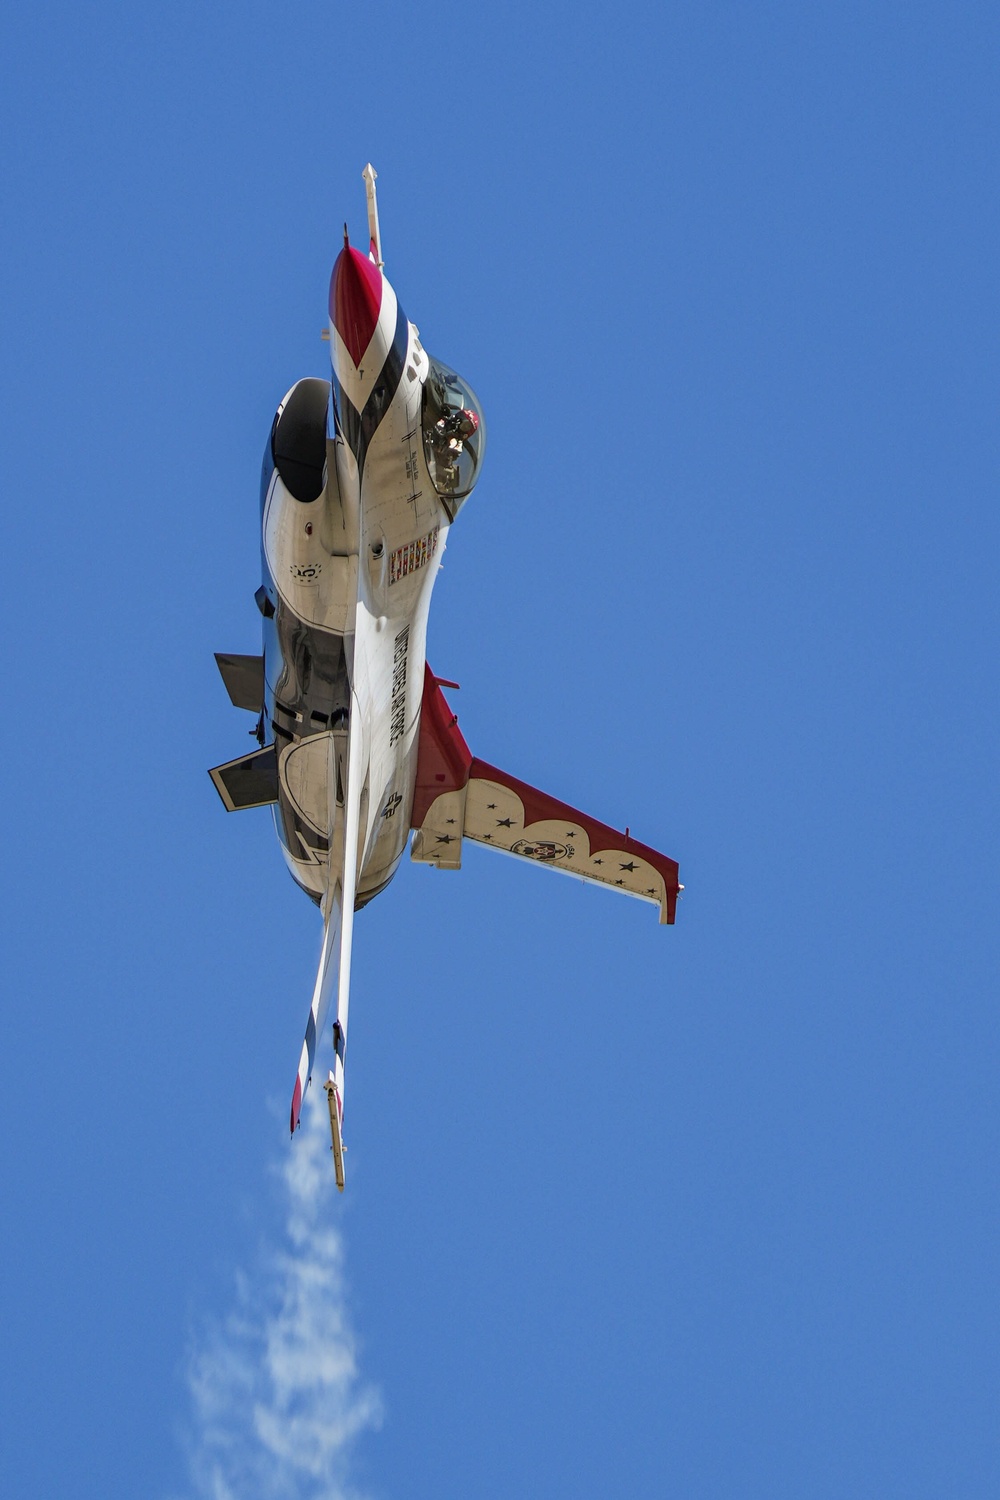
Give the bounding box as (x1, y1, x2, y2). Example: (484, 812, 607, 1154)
(290, 1075, 303, 1135)
(329, 245, 383, 366)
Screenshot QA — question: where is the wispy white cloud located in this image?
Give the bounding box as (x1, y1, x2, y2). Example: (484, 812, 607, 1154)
(183, 1092, 382, 1500)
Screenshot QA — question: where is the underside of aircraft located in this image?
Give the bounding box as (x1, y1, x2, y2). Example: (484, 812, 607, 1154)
(209, 166, 681, 1187)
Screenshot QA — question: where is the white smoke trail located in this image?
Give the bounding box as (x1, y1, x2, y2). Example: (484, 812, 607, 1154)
(183, 1090, 382, 1500)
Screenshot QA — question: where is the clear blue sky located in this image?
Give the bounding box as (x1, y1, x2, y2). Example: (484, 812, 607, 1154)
(1, 3, 997, 1497)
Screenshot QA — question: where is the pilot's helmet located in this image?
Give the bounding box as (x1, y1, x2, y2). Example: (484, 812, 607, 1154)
(456, 408, 479, 438)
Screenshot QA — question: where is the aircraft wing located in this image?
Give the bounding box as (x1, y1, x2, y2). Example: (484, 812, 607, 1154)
(411, 667, 680, 923)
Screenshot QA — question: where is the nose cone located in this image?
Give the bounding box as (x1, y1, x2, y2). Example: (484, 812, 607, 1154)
(329, 245, 383, 367)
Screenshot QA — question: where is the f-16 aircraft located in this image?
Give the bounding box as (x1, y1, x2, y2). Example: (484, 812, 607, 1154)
(210, 166, 681, 1188)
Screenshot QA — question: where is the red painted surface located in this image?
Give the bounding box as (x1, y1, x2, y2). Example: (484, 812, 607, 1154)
(468, 757, 682, 924)
(410, 667, 680, 922)
(329, 244, 383, 366)
(290, 1076, 303, 1135)
(410, 665, 473, 828)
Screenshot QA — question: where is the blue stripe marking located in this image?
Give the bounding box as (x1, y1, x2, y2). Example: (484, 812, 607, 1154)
(332, 300, 409, 478)
(305, 1009, 317, 1074)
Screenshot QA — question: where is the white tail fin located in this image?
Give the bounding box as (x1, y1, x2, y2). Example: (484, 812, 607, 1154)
(290, 694, 365, 1191)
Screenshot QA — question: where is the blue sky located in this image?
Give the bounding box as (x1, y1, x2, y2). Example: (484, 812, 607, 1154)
(1, 3, 998, 1496)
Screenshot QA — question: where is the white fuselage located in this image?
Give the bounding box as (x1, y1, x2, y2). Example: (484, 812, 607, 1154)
(259, 264, 456, 909)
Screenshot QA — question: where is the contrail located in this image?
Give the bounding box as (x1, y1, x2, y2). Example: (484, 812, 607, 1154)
(182, 1090, 382, 1500)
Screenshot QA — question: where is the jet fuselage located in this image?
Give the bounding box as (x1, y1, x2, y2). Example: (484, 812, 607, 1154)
(210, 168, 678, 1178)
(256, 243, 484, 911)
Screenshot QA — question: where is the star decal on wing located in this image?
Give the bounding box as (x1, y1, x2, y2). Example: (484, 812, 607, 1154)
(410, 672, 680, 922)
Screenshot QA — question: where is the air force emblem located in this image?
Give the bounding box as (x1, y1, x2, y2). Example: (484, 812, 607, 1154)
(511, 839, 574, 863)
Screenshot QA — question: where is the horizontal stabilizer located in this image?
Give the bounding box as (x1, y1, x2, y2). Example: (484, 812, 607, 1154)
(215, 652, 265, 712)
(208, 744, 278, 811)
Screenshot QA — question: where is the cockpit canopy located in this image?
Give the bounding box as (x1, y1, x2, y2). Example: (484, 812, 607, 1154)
(421, 358, 486, 519)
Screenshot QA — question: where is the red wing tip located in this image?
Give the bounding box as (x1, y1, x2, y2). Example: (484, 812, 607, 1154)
(290, 1076, 303, 1136)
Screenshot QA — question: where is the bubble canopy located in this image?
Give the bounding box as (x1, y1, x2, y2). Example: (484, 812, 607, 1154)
(421, 357, 486, 517)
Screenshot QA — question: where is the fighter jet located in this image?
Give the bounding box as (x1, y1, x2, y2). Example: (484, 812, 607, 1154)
(210, 166, 681, 1187)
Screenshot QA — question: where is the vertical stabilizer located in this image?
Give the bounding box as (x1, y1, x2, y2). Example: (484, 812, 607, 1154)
(290, 696, 364, 1194)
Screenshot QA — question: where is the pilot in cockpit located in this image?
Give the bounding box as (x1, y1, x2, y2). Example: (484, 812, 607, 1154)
(433, 406, 479, 454)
